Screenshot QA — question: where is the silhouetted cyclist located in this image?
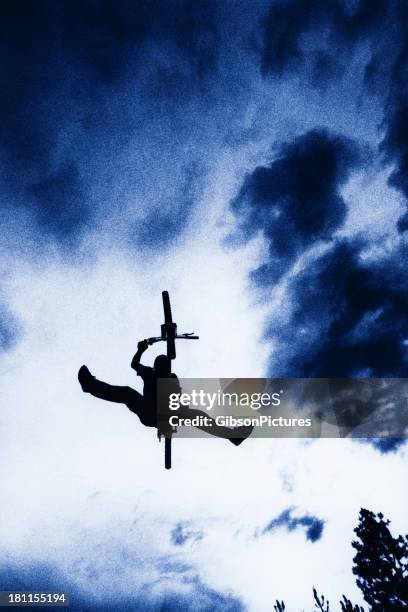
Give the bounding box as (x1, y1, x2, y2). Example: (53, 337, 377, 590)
(78, 340, 252, 445)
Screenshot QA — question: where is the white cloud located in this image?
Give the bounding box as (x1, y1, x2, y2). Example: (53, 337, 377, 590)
(1, 223, 407, 610)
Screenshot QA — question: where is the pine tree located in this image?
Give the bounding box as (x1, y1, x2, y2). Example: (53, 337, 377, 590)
(351, 508, 408, 610)
(340, 595, 364, 612)
(313, 587, 330, 611)
(273, 508, 407, 610)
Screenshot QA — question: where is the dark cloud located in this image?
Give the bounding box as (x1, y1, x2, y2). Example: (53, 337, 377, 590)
(259, 0, 389, 77)
(134, 161, 205, 251)
(0, 558, 243, 612)
(231, 129, 361, 282)
(225, 3, 408, 454)
(0, 0, 220, 94)
(268, 239, 408, 377)
(381, 99, 408, 233)
(0, 303, 20, 351)
(362, 437, 406, 454)
(229, 6, 408, 449)
(259, 0, 408, 234)
(0, 0, 222, 252)
(29, 163, 90, 244)
(263, 507, 325, 543)
(170, 522, 204, 546)
(311, 50, 344, 90)
(378, 3, 408, 232)
(173, 1, 219, 78)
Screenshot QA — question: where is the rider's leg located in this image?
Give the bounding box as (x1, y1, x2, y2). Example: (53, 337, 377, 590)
(177, 406, 253, 444)
(78, 365, 149, 423)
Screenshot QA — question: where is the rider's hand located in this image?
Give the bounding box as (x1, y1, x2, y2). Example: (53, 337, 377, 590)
(138, 339, 149, 351)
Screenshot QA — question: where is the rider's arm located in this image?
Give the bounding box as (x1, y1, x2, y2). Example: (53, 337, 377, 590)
(131, 340, 150, 375)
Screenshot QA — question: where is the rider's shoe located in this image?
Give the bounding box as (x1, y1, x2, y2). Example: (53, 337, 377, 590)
(230, 437, 245, 446)
(229, 425, 253, 446)
(78, 365, 95, 392)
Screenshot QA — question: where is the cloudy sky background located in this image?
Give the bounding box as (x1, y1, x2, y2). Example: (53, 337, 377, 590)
(1, 1, 407, 609)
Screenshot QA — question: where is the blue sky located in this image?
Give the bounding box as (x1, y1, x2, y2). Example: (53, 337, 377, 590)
(1, 1, 407, 609)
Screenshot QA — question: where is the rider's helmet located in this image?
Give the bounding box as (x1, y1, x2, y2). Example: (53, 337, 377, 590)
(154, 354, 171, 376)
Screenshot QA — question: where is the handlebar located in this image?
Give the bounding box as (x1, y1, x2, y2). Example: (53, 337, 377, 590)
(147, 333, 199, 345)
(176, 333, 199, 340)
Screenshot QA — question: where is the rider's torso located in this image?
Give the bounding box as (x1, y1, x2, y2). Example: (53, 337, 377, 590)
(140, 369, 181, 428)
